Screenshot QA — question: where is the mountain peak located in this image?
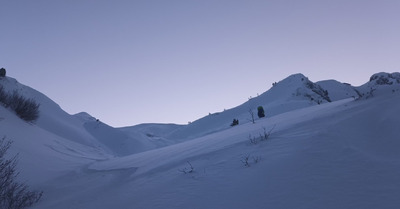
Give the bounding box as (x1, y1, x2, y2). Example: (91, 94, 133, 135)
(74, 112, 97, 122)
(278, 73, 308, 85)
(369, 72, 400, 85)
(270, 73, 331, 102)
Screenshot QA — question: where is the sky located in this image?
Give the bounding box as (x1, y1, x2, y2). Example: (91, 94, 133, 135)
(1, 0, 400, 127)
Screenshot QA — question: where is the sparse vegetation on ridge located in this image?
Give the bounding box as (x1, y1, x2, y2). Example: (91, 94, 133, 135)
(0, 86, 40, 122)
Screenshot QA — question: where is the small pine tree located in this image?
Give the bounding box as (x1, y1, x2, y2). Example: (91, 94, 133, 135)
(257, 106, 265, 118)
(0, 68, 6, 77)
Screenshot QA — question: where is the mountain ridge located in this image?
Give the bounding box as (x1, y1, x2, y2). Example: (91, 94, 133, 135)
(1, 71, 400, 208)
(1, 72, 399, 155)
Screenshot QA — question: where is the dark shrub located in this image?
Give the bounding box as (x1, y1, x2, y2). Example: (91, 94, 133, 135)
(7, 91, 40, 122)
(257, 106, 265, 118)
(230, 119, 239, 127)
(0, 68, 5, 77)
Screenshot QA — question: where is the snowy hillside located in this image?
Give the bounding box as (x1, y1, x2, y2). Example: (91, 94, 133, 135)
(316, 80, 359, 101)
(119, 123, 184, 151)
(0, 77, 98, 146)
(0, 77, 156, 156)
(149, 74, 343, 142)
(1, 72, 400, 208)
(356, 72, 400, 97)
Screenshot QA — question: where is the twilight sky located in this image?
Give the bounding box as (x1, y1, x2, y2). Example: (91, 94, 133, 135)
(1, 0, 400, 127)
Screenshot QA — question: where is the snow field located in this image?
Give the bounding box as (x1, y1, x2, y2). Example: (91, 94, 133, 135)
(2, 73, 400, 208)
(36, 93, 400, 208)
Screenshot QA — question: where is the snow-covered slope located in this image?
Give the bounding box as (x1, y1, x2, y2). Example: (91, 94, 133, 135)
(317, 79, 359, 101)
(161, 74, 333, 141)
(35, 83, 400, 209)
(0, 104, 109, 185)
(317, 72, 400, 101)
(119, 123, 184, 151)
(0, 77, 99, 147)
(2, 72, 400, 209)
(0, 77, 151, 156)
(356, 72, 400, 98)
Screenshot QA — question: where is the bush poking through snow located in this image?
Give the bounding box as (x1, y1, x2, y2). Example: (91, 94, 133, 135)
(252, 156, 261, 164)
(261, 125, 276, 141)
(241, 154, 261, 167)
(248, 134, 258, 145)
(0, 137, 43, 209)
(0, 89, 40, 122)
(248, 108, 255, 124)
(248, 125, 276, 145)
(241, 155, 250, 167)
(178, 161, 194, 174)
(230, 119, 239, 127)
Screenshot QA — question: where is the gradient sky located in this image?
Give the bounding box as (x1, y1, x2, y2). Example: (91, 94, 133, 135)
(1, 0, 399, 127)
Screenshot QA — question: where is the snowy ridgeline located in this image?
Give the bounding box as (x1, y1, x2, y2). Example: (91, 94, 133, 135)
(0, 72, 400, 209)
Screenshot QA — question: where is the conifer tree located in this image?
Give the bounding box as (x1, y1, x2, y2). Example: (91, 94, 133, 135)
(257, 106, 265, 118)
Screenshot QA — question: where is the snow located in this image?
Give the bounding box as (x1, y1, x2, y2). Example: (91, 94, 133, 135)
(119, 123, 184, 151)
(161, 73, 337, 142)
(1, 73, 400, 208)
(317, 79, 359, 101)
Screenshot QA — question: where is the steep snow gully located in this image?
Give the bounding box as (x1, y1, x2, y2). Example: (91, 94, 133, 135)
(1, 72, 400, 209)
